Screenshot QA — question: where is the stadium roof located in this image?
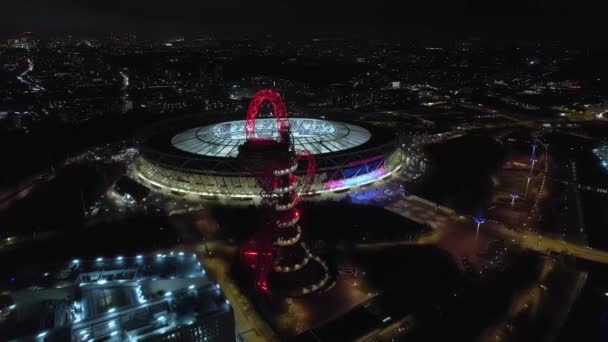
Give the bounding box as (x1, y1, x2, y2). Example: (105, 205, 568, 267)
(171, 118, 372, 158)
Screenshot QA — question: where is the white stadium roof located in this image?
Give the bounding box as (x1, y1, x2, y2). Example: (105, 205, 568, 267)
(171, 118, 371, 158)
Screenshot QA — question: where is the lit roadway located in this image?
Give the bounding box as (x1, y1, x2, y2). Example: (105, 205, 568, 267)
(175, 242, 279, 342)
(0, 151, 93, 211)
(386, 196, 608, 266)
(0, 173, 55, 211)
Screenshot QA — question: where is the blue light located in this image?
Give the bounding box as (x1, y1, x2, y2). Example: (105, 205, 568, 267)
(96, 257, 103, 262)
(37, 331, 47, 338)
(474, 216, 485, 224)
(136, 255, 143, 259)
(165, 291, 172, 297)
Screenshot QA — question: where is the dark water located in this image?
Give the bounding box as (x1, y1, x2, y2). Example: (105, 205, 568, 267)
(414, 134, 505, 215)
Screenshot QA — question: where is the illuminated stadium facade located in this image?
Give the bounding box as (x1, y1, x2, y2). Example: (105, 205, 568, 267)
(133, 98, 407, 203)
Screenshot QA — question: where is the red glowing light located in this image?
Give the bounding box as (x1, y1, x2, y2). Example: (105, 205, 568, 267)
(245, 89, 291, 141)
(347, 155, 383, 167)
(257, 279, 269, 293)
(239, 89, 324, 295)
(296, 150, 316, 194)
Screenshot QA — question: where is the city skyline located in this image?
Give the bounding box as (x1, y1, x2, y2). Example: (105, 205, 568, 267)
(1, 5, 608, 341)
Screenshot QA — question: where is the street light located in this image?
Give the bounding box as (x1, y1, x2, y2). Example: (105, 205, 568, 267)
(524, 176, 531, 197)
(474, 216, 485, 242)
(531, 140, 539, 158)
(510, 192, 519, 207)
(530, 157, 538, 172)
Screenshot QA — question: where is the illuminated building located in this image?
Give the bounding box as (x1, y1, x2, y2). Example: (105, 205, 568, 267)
(132, 102, 409, 203)
(2, 253, 235, 342)
(594, 145, 608, 172)
(7, 32, 37, 50)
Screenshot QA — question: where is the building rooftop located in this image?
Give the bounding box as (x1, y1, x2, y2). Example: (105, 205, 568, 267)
(1, 252, 233, 342)
(594, 144, 608, 171)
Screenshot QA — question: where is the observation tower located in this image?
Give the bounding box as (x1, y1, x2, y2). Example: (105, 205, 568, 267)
(237, 89, 330, 297)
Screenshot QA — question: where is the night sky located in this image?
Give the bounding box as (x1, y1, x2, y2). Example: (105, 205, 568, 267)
(1, 0, 607, 41)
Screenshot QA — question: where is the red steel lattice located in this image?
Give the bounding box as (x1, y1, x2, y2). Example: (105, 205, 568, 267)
(245, 89, 291, 141)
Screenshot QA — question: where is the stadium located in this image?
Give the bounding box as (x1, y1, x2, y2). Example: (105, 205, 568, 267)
(131, 91, 409, 203)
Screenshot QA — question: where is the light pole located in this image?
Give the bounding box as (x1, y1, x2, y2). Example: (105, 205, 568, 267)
(510, 192, 519, 207)
(474, 216, 485, 242)
(531, 140, 539, 158)
(530, 157, 538, 172)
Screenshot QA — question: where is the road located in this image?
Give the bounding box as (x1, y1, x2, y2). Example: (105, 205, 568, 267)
(0, 173, 55, 211)
(177, 242, 279, 342)
(355, 314, 416, 342)
(386, 196, 608, 266)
